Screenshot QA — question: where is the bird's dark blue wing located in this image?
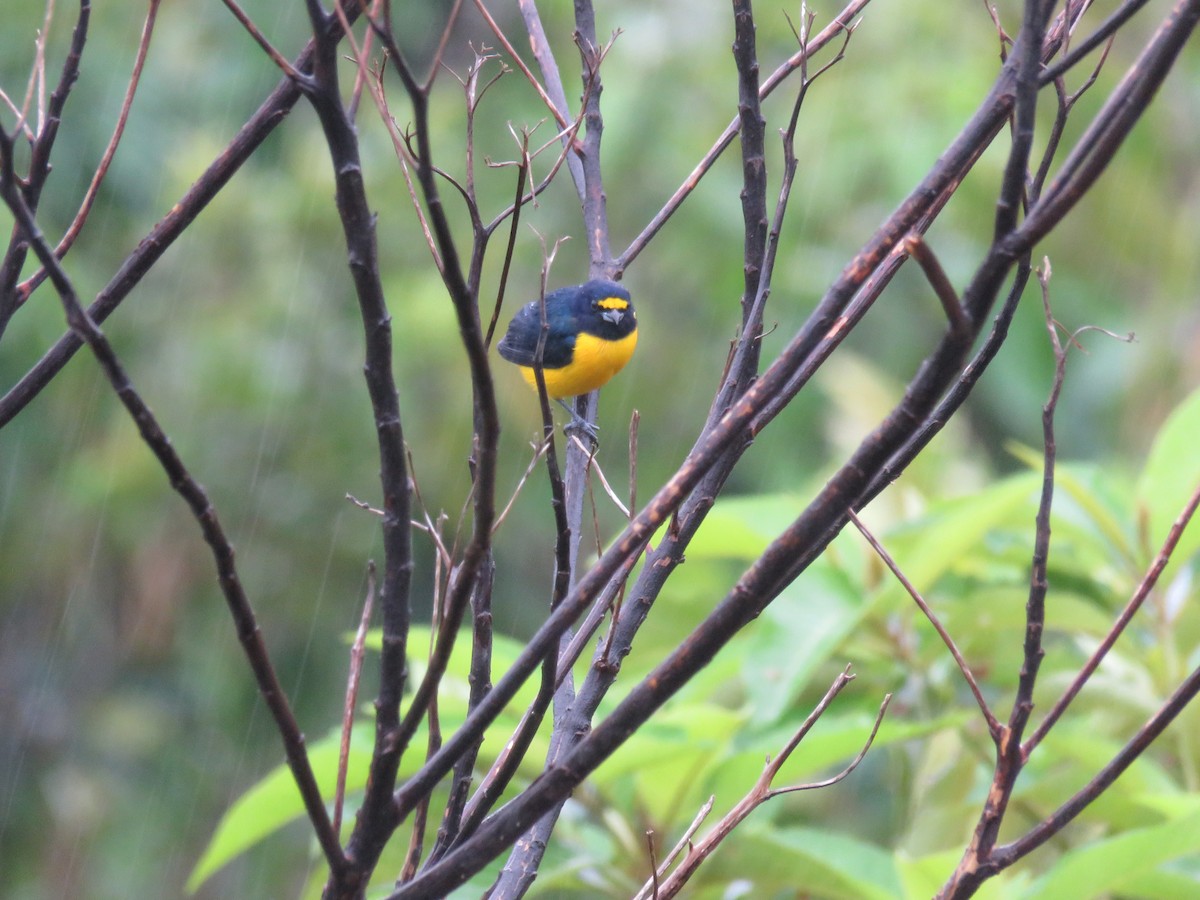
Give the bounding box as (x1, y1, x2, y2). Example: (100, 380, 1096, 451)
(497, 298, 576, 367)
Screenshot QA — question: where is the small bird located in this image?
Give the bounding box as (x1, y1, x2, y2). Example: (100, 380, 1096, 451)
(497, 279, 638, 436)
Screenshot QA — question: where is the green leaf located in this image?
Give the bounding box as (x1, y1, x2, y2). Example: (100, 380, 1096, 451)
(708, 825, 903, 900)
(186, 732, 372, 893)
(687, 492, 809, 560)
(190, 626, 539, 893)
(875, 472, 1041, 602)
(741, 560, 870, 725)
(1022, 810, 1200, 899)
(1007, 446, 1138, 571)
(1136, 385, 1200, 570)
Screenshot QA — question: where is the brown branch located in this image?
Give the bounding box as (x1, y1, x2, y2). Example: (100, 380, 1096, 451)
(293, 5, 421, 894)
(1017, 0, 1200, 249)
(0, 0, 90, 338)
(1039, 0, 1151, 85)
(994, 659, 1200, 870)
(474, 0, 571, 132)
(903, 234, 970, 340)
(0, 0, 54, 138)
(513, 0, 587, 197)
(314, 5, 503, 885)
(482, 140, 528, 349)
(444, 252, 574, 859)
(935, 249, 1069, 899)
(632, 797, 714, 900)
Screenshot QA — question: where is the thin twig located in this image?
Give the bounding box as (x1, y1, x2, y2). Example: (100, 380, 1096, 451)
(634, 796, 713, 900)
(644, 831, 660, 900)
(220, 0, 304, 81)
(997, 657, 1200, 869)
(567, 433, 631, 517)
(617, 0, 872, 271)
(1, 25, 347, 426)
(1040, 0, 1150, 85)
(473, 0, 571, 132)
(848, 510, 1000, 739)
(645, 668, 890, 899)
(334, 561, 378, 836)
(492, 437, 552, 532)
(903, 234, 970, 339)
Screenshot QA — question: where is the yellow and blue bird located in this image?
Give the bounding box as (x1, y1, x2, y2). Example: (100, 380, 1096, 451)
(497, 279, 637, 433)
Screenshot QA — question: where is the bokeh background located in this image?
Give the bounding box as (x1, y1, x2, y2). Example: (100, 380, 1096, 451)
(2, 1, 1199, 897)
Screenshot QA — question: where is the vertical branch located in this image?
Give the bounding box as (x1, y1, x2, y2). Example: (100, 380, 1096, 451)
(515, 0, 587, 198)
(992, 0, 1055, 240)
(935, 257, 1065, 898)
(732, 0, 768, 331)
(466, 2, 623, 891)
(571, 4, 613, 274)
(292, 4, 415, 893)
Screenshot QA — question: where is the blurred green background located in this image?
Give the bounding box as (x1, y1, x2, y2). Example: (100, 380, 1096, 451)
(2, 1, 1198, 897)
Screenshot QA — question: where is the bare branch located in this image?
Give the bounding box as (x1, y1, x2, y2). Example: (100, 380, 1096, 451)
(1040, 0, 1151, 85)
(617, 0, 872, 271)
(903, 234, 970, 340)
(632, 797, 714, 900)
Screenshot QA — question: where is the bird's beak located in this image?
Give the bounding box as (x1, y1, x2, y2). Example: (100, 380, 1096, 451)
(601, 309, 624, 325)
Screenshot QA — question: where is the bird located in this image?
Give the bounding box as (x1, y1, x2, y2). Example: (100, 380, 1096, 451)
(497, 279, 637, 438)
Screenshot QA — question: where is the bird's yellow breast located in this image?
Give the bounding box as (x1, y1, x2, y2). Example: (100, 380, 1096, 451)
(519, 329, 638, 399)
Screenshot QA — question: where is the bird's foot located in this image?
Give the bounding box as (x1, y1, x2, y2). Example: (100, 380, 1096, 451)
(563, 415, 599, 447)
(556, 398, 599, 447)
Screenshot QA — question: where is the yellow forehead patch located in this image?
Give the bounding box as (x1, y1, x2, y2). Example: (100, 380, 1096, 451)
(597, 296, 629, 310)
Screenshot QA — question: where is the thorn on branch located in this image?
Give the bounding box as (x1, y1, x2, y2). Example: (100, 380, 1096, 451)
(347, 492, 386, 517)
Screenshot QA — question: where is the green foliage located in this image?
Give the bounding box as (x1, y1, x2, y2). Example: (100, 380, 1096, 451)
(191, 386, 1200, 897)
(4, 1, 1200, 897)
